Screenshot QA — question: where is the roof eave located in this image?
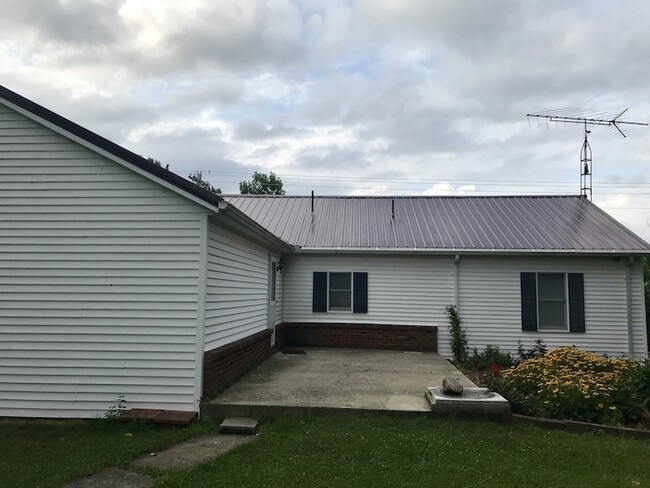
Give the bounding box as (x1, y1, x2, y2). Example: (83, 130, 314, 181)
(220, 202, 294, 252)
(294, 247, 650, 256)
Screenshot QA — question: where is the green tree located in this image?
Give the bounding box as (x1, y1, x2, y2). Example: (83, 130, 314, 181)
(188, 171, 221, 194)
(239, 171, 285, 195)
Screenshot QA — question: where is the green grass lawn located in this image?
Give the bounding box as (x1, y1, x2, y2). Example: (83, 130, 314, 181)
(0, 418, 218, 488)
(2, 416, 649, 488)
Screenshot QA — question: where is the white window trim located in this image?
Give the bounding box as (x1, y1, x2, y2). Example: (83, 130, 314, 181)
(536, 272, 570, 332)
(327, 271, 353, 313)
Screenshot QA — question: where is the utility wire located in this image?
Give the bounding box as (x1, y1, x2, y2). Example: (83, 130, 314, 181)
(186, 170, 650, 209)
(182, 169, 650, 188)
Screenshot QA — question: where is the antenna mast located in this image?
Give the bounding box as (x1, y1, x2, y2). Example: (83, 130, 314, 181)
(527, 108, 648, 199)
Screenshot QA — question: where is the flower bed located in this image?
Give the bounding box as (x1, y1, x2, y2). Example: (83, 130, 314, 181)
(498, 348, 646, 426)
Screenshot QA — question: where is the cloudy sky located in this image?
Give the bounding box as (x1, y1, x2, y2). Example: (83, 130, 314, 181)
(2, 0, 650, 240)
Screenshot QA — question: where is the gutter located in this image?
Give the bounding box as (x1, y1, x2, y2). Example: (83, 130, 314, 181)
(293, 247, 650, 257)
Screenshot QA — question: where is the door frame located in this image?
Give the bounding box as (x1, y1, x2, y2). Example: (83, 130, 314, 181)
(268, 254, 277, 346)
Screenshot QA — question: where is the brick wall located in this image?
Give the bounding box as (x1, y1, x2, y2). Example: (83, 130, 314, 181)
(202, 329, 273, 398)
(277, 323, 437, 352)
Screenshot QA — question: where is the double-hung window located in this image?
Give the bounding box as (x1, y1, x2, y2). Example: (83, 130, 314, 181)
(328, 272, 352, 311)
(312, 272, 368, 314)
(537, 273, 567, 330)
(521, 272, 585, 333)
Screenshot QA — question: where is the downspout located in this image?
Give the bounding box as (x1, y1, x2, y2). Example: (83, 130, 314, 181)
(626, 256, 634, 358)
(454, 255, 460, 308)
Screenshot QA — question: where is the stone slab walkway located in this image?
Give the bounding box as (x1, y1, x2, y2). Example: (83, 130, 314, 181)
(134, 433, 256, 470)
(63, 468, 152, 488)
(63, 432, 256, 488)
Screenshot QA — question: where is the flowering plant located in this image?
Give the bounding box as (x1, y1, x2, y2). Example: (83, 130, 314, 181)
(499, 347, 640, 425)
(485, 363, 501, 376)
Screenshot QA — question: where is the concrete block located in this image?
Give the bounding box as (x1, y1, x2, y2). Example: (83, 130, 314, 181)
(219, 417, 259, 435)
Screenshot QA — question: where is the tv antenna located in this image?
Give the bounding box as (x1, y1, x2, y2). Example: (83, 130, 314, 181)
(526, 108, 648, 200)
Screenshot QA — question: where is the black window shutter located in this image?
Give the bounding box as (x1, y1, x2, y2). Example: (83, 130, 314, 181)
(312, 272, 327, 312)
(353, 272, 368, 314)
(521, 272, 538, 331)
(568, 273, 585, 332)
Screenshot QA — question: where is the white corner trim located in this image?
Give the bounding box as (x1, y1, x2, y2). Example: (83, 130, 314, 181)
(193, 214, 209, 413)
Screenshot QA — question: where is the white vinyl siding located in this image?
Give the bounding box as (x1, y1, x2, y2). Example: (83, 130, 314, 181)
(455, 256, 647, 360)
(630, 258, 647, 359)
(284, 254, 454, 326)
(284, 253, 647, 360)
(203, 220, 270, 350)
(0, 102, 207, 418)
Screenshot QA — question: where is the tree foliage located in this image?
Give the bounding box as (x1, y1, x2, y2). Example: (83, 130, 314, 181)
(188, 171, 221, 194)
(239, 171, 285, 195)
(147, 156, 169, 170)
(445, 304, 468, 363)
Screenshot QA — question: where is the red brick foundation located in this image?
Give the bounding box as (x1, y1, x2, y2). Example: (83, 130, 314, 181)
(202, 329, 273, 398)
(276, 323, 437, 352)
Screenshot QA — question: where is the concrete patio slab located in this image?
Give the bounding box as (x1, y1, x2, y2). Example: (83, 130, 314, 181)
(202, 348, 475, 418)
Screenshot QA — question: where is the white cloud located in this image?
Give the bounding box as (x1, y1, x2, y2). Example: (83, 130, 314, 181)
(126, 113, 228, 143)
(243, 73, 310, 105)
(421, 183, 477, 196)
(349, 185, 390, 196)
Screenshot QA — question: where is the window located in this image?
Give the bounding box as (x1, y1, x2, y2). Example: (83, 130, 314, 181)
(313, 272, 368, 314)
(328, 272, 352, 311)
(537, 273, 567, 330)
(520, 272, 584, 333)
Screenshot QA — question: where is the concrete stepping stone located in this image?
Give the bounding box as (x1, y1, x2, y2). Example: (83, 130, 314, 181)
(133, 433, 255, 471)
(63, 467, 151, 488)
(219, 417, 259, 435)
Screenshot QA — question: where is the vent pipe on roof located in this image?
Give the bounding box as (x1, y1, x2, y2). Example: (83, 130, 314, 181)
(391, 199, 395, 219)
(311, 190, 315, 223)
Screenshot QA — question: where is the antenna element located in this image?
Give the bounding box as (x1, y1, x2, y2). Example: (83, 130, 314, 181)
(527, 108, 648, 199)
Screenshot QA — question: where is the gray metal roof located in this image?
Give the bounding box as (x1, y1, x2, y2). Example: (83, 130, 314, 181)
(223, 195, 650, 253)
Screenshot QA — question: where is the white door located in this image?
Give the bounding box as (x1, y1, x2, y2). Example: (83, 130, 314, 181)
(269, 260, 277, 345)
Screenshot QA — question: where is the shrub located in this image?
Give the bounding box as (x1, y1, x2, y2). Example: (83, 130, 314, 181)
(516, 339, 547, 362)
(499, 348, 641, 425)
(465, 345, 514, 372)
(632, 357, 650, 411)
(445, 304, 468, 363)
